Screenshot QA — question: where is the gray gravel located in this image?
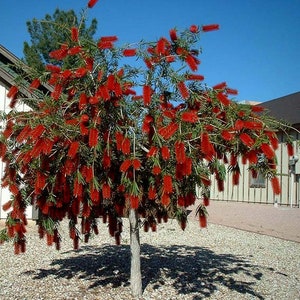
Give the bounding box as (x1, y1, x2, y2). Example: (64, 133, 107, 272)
(0, 218, 299, 300)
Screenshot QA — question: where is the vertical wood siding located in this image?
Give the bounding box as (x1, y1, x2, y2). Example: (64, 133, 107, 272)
(208, 131, 300, 207)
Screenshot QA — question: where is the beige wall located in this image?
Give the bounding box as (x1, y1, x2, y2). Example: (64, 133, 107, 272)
(208, 131, 300, 207)
(0, 85, 36, 219)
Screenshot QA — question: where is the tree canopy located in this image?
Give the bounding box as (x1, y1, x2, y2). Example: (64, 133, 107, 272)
(0, 0, 291, 297)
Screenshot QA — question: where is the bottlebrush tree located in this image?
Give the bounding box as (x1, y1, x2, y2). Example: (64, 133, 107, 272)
(0, 0, 290, 297)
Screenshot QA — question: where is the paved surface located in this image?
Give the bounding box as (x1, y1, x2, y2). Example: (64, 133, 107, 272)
(189, 201, 300, 243)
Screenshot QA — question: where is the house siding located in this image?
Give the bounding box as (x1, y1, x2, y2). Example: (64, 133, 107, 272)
(208, 131, 300, 207)
(0, 84, 36, 219)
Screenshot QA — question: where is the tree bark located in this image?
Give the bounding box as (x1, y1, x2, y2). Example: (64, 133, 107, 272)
(129, 208, 142, 298)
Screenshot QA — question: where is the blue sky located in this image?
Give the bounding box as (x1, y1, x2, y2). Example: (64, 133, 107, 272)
(0, 0, 299, 102)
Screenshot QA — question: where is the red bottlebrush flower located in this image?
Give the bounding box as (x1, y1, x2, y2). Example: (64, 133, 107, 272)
(217, 92, 230, 106)
(161, 193, 171, 206)
(148, 186, 156, 200)
(68, 141, 80, 158)
(158, 122, 179, 140)
(2, 200, 12, 211)
(144, 58, 154, 69)
(181, 110, 199, 123)
(184, 157, 193, 176)
(90, 187, 99, 203)
(85, 166, 94, 183)
(221, 130, 234, 141)
(163, 175, 173, 193)
(202, 24, 220, 32)
(201, 176, 211, 187)
(0, 142, 7, 158)
(201, 132, 216, 160)
(68, 46, 82, 56)
(234, 119, 244, 131)
(74, 67, 88, 78)
(80, 123, 89, 135)
(230, 153, 238, 166)
(147, 146, 158, 158)
(115, 131, 124, 151)
(107, 74, 115, 90)
(152, 165, 161, 175)
(51, 84, 63, 100)
(132, 158, 141, 170)
(97, 40, 114, 49)
(79, 93, 88, 110)
(7, 85, 18, 99)
(120, 159, 131, 172)
(73, 178, 83, 198)
(121, 137, 131, 154)
(185, 54, 199, 72)
(49, 44, 68, 60)
(35, 172, 46, 193)
(177, 196, 185, 207)
(189, 25, 199, 33)
(199, 215, 207, 228)
(287, 143, 294, 156)
(177, 81, 189, 99)
(100, 36, 118, 42)
(232, 170, 240, 185)
(169, 28, 178, 41)
(29, 79, 40, 92)
(226, 88, 238, 95)
(265, 131, 278, 150)
(102, 150, 111, 169)
(88, 128, 98, 148)
(243, 121, 263, 131)
(260, 143, 275, 159)
(186, 74, 204, 81)
(166, 55, 176, 63)
(71, 27, 79, 42)
(45, 64, 61, 73)
(217, 178, 224, 192)
(251, 105, 265, 113)
(102, 183, 111, 199)
(30, 124, 45, 140)
(213, 82, 226, 90)
(130, 195, 139, 209)
(156, 38, 166, 55)
(240, 133, 255, 147)
(143, 85, 152, 106)
(85, 57, 94, 71)
(9, 184, 19, 196)
(203, 196, 209, 206)
(89, 96, 99, 105)
(123, 48, 137, 57)
(161, 146, 170, 160)
(271, 176, 281, 195)
(98, 85, 110, 100)
(88, 0, 98, 8)
(175, 141, 186, 164)
(163, 110, 176, 119)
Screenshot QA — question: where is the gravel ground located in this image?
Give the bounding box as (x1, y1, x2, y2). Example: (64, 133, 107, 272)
(0, 218, 299, 300)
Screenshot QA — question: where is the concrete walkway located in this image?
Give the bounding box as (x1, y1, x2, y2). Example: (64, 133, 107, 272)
(190, 201, 300, 243)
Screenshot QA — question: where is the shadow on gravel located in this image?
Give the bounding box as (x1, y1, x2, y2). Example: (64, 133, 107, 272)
(24, 244, 266, 299)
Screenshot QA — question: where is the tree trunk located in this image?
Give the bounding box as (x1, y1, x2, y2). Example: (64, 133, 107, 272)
(129, 208, 142, 298)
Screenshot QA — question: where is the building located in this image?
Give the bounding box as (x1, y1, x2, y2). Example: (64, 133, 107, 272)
(0, 44, 51, 219)
(209, 92, 300, 207)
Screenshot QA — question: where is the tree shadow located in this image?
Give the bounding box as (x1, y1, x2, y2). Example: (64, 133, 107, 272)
(23, 243, 268, 299)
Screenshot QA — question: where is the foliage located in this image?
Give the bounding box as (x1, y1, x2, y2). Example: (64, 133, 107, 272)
(0, 1, 288, 255)
(23, 8, 97, 73)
